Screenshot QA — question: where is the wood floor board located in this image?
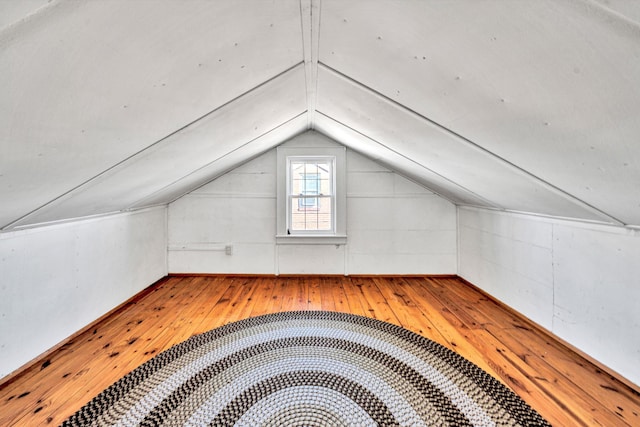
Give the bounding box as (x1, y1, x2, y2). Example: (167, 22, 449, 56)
(1, 275, 639, 427)
(338, 276, 369, 317)
(380, 277, 447, 344)
(354, 277, 400, 325)
(306, 276, 323, 311)
(398, 278, 487, 357)
(248, 277, 278, 318)
(327, 276, 350, 314)
(319, 276, 338, 312)
(288, 276, 309, 312)
(368, 277, 432, 333)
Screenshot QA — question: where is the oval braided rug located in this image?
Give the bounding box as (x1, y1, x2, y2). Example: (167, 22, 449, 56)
(61, 311, 550, 426)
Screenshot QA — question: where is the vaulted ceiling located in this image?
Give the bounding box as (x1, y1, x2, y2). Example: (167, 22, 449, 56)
(2, 0, 640, 230)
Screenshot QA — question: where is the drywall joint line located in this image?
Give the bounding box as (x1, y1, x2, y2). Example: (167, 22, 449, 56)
(344, 240, 349, 276)
(317, 62, 625, 227)
(128, 111, 309, 208)
(551, 223, 556, 333)
(314, 111, 497, 209)
(456, 206, 460, 276)
(165, 205, 170, 275)
(2, 62, 306, 231)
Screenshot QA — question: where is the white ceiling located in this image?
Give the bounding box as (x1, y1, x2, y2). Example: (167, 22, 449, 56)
(2, 0, 639, 230)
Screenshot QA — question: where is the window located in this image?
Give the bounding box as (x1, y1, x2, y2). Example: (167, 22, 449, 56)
(277, 145, 346, 244)
(288, 157, 334, 233)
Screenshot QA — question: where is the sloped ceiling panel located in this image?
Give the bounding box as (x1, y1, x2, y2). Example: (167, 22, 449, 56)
(130, 113, 309, 210)
(10, 66, 308, 227)
(2, 0, 640, 230)
(316, 65, 616, 223)
(319, 0, 640, 225)
(314, 114, 495, 208)
(0, 0, 303, 228)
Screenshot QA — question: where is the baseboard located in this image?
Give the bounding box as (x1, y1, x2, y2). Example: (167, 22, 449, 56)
(168, 273, 459, 278)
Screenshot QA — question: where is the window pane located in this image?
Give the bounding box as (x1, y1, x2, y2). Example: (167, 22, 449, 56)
(290, 196, 332, 231)
(290, 161, 332, 196)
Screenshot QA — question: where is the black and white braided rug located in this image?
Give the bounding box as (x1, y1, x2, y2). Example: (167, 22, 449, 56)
(61, 311, 550, 426)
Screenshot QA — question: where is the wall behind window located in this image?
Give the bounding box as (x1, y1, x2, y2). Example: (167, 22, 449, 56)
(168, 132, 457, 275)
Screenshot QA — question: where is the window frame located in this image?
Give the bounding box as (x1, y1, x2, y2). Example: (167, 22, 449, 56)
(276, 145, 346, 245)
(287, 156, 335, 234)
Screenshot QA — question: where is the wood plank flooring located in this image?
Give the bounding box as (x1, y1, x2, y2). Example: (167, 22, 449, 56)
(1, 275, 639, 426)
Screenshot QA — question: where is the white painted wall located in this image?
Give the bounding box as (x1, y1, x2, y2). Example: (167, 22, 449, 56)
(346, 152, 457, 274)
(168, 132, 457, 275)
(458, 206, 640, 387)
(0, 207, 168, 378)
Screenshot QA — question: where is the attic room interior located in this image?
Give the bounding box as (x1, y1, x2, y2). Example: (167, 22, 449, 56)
(1, 0, 640, 425)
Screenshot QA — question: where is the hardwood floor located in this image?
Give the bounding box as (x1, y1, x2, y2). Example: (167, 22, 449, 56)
(1, 275, 639, 426)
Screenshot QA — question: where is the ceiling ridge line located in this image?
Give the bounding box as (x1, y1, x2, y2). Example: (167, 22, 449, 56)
(316, 62, 625, 226)
(299, 0, 322, 129)
(314, 111, 497, 209)
(311, 0, 322, 128)
(126, 111, 310, 210)
(1, 61, 305, 231)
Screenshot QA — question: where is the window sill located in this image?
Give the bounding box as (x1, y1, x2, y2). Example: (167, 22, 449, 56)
(276, 235, 347, 245)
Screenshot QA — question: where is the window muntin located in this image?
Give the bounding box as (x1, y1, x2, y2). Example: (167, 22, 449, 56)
(287, 157, 335, 233)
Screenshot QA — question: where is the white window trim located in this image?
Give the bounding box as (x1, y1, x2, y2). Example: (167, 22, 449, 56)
(276, 145, 347, 245)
